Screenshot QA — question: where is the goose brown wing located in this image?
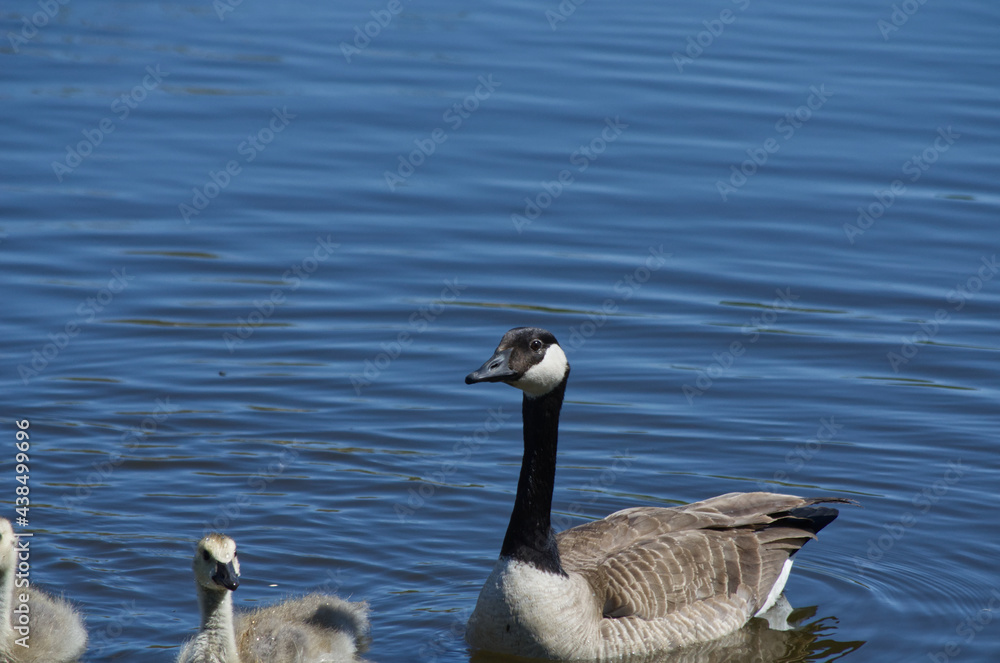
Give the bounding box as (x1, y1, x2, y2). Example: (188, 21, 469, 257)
(556, 492, 849, 620)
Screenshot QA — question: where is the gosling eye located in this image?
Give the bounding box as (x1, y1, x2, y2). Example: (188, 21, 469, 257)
(202, 550, 211, 562)
(530, 339, 543, 352)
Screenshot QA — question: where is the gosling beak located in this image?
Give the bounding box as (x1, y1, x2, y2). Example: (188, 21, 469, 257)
(465, 348, 517, 384)
(212, 560, 239, 591)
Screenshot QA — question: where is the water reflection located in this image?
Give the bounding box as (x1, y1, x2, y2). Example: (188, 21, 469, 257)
(467, 603, 863, 663)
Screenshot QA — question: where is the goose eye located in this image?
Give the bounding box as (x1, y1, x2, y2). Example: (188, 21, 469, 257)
(530, 339, 542, 352)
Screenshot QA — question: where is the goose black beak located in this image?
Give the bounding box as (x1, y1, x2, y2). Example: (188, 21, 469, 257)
(466, 348, 517, 384)
(212, 561, 239, 591)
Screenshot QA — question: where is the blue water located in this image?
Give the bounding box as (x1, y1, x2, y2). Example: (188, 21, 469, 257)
(2, 0, 998, 661)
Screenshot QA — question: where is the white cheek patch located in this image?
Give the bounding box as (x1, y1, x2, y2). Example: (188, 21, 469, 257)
(513, 344, 568, 397)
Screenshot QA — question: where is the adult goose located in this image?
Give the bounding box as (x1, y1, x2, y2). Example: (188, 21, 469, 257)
(177, 533, 369, 663)
(464, 327, 849, 660)
(0, 517, 87, 663)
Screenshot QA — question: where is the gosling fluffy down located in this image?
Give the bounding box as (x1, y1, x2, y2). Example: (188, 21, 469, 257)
(0, 518, 87, 663)
(177, 533, 369, 663)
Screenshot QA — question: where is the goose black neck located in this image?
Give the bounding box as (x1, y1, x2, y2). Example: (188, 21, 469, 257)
(500, 379, 567, 576)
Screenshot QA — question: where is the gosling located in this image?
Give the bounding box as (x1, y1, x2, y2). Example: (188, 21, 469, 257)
(177, 533, 369, 663)
(0, 517, 87, 663)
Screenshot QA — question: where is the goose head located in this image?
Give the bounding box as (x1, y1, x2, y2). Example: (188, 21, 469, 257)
(466, 327, 570, 398)
(193, 533, 240, 593)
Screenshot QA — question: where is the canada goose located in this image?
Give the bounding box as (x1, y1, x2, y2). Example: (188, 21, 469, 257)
(177, 533, 369, 663)
(464, 327, 850, 660)
(0, 518, 87, 663)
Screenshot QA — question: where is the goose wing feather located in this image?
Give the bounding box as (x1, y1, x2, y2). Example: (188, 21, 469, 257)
(557, 493, 849, 622)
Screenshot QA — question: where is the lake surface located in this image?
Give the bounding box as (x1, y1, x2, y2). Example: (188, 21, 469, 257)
(1, 0, 998, 661)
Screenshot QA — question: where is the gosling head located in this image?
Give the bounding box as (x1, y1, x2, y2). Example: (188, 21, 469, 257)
(192, 533, 240, 593)
(466, 327, 569, 398)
